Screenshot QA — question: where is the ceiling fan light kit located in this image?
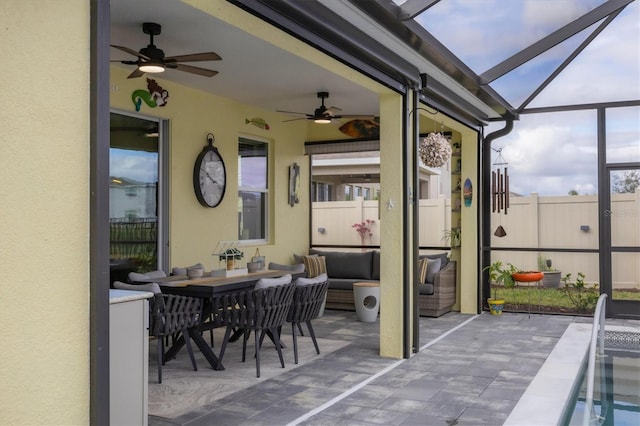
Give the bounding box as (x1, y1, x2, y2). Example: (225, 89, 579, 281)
(138, 62, 165, 74)
(278, 91, 373, 124)
(112, 22, 221, 79)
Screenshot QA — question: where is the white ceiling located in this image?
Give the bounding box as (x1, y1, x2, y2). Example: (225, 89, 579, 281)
(110, 0, 381, 120)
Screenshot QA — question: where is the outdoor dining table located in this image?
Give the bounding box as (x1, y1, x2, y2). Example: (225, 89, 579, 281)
(135, 269, 301, 370)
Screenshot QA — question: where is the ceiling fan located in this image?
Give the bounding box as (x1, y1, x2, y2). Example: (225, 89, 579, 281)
(111, 22, 221, 79)
(277, 92, 374, 124)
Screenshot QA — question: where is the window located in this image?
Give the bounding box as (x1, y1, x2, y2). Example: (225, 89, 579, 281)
(110, 112, 166, 272)
(345, 185, 353, 201)
(312, 182, 332, 201)
(238, 137, 268, 241)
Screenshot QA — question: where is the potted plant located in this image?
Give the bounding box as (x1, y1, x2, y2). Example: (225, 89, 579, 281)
(220, 248, 244, 270)
(442, 227, 461, 248)
(538, 254, 562, 288)
(485, 261, 545, 314)
(484, 261, 516, 315)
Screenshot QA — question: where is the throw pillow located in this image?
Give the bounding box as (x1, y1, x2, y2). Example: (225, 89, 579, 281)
(302, 255, 327, 278)
(425, 252, 449, 268)
(417, 258, 429, 284)
(425, 258, 442, 284)
(293, 253, 315, 264)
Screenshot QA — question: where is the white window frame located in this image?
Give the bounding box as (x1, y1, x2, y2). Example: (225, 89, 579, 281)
(238, 135, 269, 244)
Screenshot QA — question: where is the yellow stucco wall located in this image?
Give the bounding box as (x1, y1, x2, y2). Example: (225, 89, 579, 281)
(110, 66, 311, 267)
(419, 111, 480, 314)
(379, 93, 406, 358)
(0, 2, 90, 424)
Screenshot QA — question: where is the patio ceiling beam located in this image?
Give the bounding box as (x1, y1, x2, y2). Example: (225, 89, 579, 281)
(480, 0, 635, 84)
(231, 0, 420, 92)
(344, 0, 517, 120)
(394, 0, 442, 20)
(517, 10, 623, 112)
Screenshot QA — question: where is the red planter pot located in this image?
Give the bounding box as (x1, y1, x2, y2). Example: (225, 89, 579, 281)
(512, 272, 544, 282)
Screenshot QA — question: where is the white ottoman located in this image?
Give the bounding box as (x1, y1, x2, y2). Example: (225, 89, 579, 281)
(353, 282, 380, 322)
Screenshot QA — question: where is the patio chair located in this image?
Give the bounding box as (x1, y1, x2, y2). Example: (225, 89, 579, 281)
(216, 274, 294, 377)
(113, 281, 202, 383)
(286, 273, 329, 364)
(268, 262, 306, 335)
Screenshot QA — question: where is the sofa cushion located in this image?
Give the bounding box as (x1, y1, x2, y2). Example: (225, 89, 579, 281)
(422, 252, 449, 270)
(372, 251, 381, 280)
(310, 250, 373, 280)
(328, 278, 361, 291)
(418, 282, 434, 295)
(425, 258, 442, 284)
(302, 255, 326, 278)
(293, 253, 309, 264)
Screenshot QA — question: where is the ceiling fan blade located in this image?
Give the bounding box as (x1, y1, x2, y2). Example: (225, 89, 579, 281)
(164, 52, 222, 62)
(334, 114, 377, 119)
(111, 44, 148, 60)
(326, 106, 342, 114)
(276, 110, 312, 117)
(172, 63, 218, 77)
(127, 68, 145, 79)
(283, 117, 311, 122)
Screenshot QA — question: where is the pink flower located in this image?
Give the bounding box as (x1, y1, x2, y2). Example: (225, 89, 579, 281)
(353, 219, 375, 239)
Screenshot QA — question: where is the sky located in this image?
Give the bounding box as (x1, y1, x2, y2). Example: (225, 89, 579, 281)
(416, 0, 640, 196)
(110, 148, 158, 183)
(110, 1, 640, 195)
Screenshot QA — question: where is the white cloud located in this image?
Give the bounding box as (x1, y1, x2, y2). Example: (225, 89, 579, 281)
(488, 110, 600, 196)
(110, 149, 158, 183)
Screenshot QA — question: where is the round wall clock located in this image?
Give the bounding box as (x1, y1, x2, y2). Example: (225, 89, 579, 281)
(193, 133, 226, 208)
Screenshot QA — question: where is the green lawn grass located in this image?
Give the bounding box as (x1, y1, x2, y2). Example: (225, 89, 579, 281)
(492, 286, 639, 313)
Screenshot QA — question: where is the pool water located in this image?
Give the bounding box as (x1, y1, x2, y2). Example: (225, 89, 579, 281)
(563, 333, 640, 426)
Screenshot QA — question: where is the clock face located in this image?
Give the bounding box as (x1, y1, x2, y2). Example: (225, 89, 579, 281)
(194, 147, 226, 207)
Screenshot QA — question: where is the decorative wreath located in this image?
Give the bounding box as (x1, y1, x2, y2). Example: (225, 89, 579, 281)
(418, 132, 452, 167)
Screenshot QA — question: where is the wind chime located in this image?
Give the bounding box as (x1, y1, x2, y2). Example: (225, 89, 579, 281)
(491, 147, 509, 237)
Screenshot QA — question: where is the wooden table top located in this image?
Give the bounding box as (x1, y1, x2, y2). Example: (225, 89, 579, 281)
(157, 269, 289, 288)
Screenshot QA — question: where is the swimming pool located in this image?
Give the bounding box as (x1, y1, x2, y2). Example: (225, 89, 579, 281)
(505, 324, 640, 426)
(562, 330, 640, 425)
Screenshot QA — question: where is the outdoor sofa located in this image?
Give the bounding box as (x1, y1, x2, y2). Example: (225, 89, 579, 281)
(297, 249, 456, 317)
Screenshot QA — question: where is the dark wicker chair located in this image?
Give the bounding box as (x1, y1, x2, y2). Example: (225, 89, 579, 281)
(216, 274, 294, 377)
(286, 273, 329, 364)
(113, 281, 202, 383)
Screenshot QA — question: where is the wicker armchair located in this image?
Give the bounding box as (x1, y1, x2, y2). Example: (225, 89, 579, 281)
(113, 281, 202, 383)
(418, 260, 457, 317)
(216, 275, 294, 377)
(286, 273, 329, 364)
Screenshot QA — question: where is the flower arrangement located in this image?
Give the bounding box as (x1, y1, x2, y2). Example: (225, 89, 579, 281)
(353, 219, 375, 242)
(418, 132, 452, 168)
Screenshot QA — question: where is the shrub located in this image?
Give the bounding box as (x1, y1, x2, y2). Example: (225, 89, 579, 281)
(561, 272, 599, 313)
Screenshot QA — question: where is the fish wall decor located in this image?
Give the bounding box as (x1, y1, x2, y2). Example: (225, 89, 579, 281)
(245, 117, 270, 130)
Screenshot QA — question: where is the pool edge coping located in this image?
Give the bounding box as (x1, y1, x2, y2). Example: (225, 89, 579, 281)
(505, 324, 639, 425)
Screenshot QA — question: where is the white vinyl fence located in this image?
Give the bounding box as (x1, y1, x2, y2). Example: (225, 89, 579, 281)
(312, 192, 639, 289)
